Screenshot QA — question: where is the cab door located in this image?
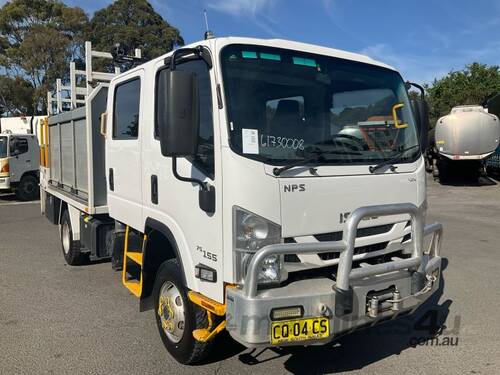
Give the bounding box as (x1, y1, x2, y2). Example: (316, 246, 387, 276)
(142, 58, 223, 302)
(106, 71, 144, 230)
(8, 136, 30, 183)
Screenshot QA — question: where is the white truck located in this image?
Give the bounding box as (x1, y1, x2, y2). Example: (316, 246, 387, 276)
(0, 115, 46, 136)
(0, 132, 40, 200)
(40, 37, 443, 364)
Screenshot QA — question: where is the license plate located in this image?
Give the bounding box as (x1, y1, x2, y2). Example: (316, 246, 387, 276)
(271, 317, 329, 345)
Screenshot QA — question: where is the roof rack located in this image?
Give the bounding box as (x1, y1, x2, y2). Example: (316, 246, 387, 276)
(47, 41, 142, 115)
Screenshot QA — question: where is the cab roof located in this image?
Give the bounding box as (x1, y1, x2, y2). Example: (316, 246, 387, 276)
(213, 37, 396, 71)
(119, 36, 398, 78)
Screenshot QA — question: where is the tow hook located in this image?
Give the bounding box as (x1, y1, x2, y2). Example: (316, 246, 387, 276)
(391, 289, 402, 311)
(366, 275, 438, 318)
(367, 295, 379, 318)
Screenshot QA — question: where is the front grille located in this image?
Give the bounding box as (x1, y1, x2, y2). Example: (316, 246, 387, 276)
(318, 241, 389, 261)
(283, 223, 398, 264)
(313, 223, 394, 242)
(284, 254, 301, 263)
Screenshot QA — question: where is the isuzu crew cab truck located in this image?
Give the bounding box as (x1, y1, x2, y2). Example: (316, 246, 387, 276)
(41, 37, 443, 364)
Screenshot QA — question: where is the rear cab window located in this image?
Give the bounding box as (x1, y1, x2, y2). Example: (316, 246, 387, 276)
(113, 78, 141, 140)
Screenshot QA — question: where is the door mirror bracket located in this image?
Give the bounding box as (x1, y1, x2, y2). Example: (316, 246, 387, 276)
(407, 82, 430, 153)
(171, 157, 215, 213)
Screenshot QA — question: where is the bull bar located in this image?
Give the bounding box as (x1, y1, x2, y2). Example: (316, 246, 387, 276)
(243, 203, 443, 299)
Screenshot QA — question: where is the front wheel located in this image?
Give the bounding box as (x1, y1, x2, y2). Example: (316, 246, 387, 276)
(15, 174, 39, 201)
(154, 259, 213, 364)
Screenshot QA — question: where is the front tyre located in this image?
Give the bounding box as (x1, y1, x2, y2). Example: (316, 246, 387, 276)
(15, 174, 39, 201)
(60, 209, 87, 265)
(154, 259, 212, 364)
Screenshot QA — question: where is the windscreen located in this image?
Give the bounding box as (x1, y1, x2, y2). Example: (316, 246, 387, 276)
(221, 45, 419, 165)
(0, 136, 7, 158)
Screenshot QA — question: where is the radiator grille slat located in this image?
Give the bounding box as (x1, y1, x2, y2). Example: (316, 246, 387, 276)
(313, 223, 394, 242)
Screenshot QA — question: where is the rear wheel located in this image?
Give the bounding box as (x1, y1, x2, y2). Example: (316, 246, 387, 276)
(60, 209, 87, 265)
(154, 259, 212, 364)
(15, 174, 39, 201)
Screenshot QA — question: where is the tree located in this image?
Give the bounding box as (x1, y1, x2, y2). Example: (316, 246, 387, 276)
(426, 63, 500, 122)
(90, 0, 183, 62)
(0, 75, 35, 115)
(0, 0, 89, 115)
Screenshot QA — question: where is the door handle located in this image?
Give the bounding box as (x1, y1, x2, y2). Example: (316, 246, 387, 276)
(151, 175, 158, 204)
(109, 168, 114, 191)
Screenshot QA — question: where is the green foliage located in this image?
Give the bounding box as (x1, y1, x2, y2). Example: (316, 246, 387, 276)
(0, 75, 35, 114)
(426, 63, 500, 122)
(0, 0, 183, 116)
(90, 0, 184, 61)
(0, 0, 89, 114)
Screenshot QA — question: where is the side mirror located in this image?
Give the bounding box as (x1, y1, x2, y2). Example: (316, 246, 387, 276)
(158, 69, 200, 157)
(411, 99, 430, 152)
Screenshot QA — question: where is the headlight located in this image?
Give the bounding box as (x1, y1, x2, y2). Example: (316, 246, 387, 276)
(233, 206, 284, 284)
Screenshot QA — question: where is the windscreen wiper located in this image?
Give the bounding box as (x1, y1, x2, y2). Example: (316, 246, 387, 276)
(273, 148, 362, 176)
(368, 145, 419, 173)
(273, 155, 323, 176)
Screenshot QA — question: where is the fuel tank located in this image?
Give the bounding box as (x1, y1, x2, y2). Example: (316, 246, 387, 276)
(435, 106, 500, 160)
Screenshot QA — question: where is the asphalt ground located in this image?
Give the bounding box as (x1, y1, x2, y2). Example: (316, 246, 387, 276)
(1, 174, 499, 375)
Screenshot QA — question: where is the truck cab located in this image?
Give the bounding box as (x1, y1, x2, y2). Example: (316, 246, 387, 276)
(0, 133, 40, 200)
(105, 37, 442, 360)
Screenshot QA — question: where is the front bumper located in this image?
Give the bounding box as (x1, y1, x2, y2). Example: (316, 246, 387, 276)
(440, 151, 493, 160)
(226, 203, 443, 348)
(0, 176, 11, 190)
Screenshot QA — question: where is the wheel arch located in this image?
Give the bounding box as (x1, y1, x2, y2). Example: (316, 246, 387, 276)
(140, 217, 188, 311)
(20, 169, 39, 181)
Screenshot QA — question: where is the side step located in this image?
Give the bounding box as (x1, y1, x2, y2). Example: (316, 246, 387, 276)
(122, 226, 146, 297)
(188, 291, 226, 342)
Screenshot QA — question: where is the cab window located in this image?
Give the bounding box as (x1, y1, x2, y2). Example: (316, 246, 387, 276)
(10, 137, 29, 156)
(113, 78, 141, 139)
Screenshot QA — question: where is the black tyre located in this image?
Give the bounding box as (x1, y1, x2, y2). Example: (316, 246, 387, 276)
(60, 209, 87, 265)
(154, 259, 212, 364)
(15, 174, 39, 201)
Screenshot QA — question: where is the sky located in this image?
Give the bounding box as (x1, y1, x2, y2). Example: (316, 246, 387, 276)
(6, 0, 500, 84)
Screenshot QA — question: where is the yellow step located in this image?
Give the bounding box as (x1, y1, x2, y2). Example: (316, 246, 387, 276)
(188, 291, 226, 316)
(193, 328, 211, 342)
(123, 280, 142, 297)
(126, 251, 143, 266)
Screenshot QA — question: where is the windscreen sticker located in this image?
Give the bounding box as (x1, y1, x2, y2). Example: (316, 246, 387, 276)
(242, 128, 259, 154)
(260, 134, 305, 151)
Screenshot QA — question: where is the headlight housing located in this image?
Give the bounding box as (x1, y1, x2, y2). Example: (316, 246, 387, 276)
(233, 206, 284, 284)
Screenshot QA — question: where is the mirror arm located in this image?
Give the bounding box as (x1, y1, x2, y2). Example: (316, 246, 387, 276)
(406, 81, 425, 101)
(164, 46, 212, 71)
(172, 157, 208, 191)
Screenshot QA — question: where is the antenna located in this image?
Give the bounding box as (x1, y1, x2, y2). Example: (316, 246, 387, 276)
(203, 9, 215, 39)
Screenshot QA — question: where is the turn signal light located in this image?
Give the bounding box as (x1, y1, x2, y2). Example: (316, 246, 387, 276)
(195, 264, 217, 283)
(0, 161, 9, 173)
